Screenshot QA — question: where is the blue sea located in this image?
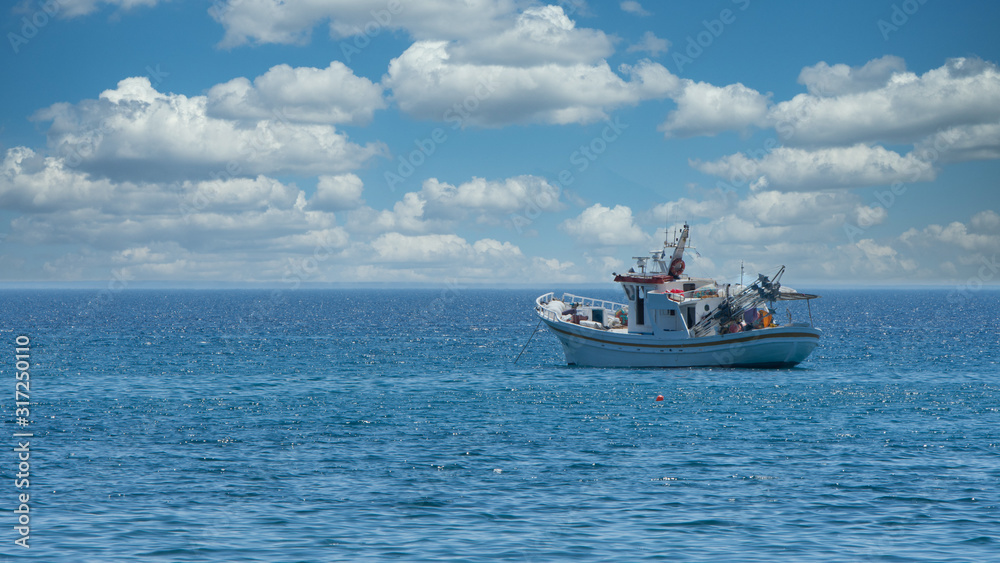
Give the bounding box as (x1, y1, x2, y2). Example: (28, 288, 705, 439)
(2, 288, 999, 562)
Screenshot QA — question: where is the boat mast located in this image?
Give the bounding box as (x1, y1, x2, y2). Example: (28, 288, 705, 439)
(670, 222, 689, 263)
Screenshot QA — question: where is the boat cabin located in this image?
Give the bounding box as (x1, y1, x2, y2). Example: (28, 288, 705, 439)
(618, 277, 729, 335)
(610, 223, 729, 335)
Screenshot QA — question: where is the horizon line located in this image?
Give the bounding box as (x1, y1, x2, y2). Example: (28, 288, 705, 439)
(1, 281, 998, 291)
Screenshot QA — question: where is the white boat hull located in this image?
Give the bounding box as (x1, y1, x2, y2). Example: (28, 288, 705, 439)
(539, 316, 820, 368)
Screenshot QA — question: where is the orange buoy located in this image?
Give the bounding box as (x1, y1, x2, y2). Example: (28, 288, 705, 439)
(655, 395, 664, 401)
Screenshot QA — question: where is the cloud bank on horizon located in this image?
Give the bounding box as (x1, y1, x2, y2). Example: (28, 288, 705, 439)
(1, 0, 998, 287)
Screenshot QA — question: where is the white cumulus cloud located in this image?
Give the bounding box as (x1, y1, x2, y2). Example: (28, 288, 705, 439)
(209, 0, 518, 47)
(347, 174, 562, 234)
(692, 144, 936, 192)
(421, 175, 563, 220)
(627, 31, 669, 57)
(34, 77, 387, 182)
(384, 41, 676, 126)
(369, 232, 521, 264)
(797, 55, 907, 97)
(660, 80, 771, 138)
(447, 5, 614, 67)
(620, 1, 651, 17)
(913, 121, 1000, 163)
(310, 174, 365, 211)
(771, 57, 1000, 147)
(560, 204, 650, 246)
(207, 61, 386, 125)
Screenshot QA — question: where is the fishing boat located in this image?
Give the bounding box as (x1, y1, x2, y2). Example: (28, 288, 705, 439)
(534, 223, 820, 367)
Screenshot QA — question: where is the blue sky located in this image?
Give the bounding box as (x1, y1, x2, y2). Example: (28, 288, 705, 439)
(1, 0, 998, 287)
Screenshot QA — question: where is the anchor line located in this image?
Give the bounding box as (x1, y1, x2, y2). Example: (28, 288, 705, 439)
(513, 318, 543, 364)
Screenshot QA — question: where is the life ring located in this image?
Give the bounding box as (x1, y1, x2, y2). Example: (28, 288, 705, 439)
(669, 258, 685, 277)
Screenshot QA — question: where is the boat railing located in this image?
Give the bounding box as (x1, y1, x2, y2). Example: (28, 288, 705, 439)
(535, 292, 559, 322)
(558, 293, 628, 312)
(535, 292, 628, 322)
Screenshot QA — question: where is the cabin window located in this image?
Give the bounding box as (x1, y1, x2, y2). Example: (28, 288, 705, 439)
(683, 282, 695, 292)
(637, 295, 645, 325)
